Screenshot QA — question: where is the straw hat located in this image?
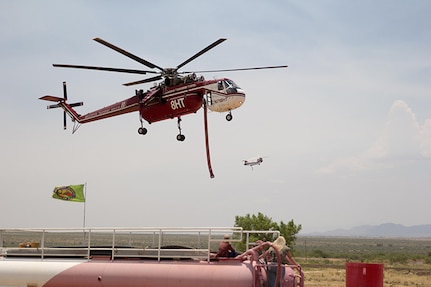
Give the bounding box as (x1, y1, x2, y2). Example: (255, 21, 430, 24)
(223, 234, 231, 240)
(273, 236, 286, 251)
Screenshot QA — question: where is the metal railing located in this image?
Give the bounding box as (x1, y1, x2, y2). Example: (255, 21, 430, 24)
(0, 227, 280, 262)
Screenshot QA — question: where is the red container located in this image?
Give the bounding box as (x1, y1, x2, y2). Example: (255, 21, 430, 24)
(346, 262, 384, 287)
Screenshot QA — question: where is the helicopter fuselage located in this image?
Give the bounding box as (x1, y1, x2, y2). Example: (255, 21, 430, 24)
(68, 77, 245, 125)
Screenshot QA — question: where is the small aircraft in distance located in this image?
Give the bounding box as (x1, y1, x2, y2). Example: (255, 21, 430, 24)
(40, 37, 286, 178)
(243, 156, 265, 170)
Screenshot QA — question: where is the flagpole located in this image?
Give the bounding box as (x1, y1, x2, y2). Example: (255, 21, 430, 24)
(83, 182, 87, 245)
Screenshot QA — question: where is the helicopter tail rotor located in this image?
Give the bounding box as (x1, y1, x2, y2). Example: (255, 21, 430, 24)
(40, 82, 83, 131)
(62, 81, 67, 130)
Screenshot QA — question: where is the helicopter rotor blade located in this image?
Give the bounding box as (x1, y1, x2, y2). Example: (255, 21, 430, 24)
(180, 65, 288, 74)
(93, 37, 164, 71)
(123, 75, 163, 86)
(176, 38, 227, 71)
(53, 64, 158, 75)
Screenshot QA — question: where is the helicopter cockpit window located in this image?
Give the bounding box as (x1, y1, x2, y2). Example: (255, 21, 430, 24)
(224, 79, 240, 89)
(218, 79, 241, 92)
(224, 79, 240, 93)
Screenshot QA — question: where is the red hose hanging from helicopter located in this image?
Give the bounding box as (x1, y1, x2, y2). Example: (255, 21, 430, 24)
(203, 100, 214, 178)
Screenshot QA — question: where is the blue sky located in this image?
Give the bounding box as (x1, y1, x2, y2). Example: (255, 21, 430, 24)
(1, 1, 430, 233)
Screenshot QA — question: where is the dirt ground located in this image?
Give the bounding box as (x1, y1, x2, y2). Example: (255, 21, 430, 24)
(302, 265, 431, 287)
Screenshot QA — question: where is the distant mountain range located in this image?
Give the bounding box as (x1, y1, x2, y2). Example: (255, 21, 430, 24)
(304, 223, 431, 238)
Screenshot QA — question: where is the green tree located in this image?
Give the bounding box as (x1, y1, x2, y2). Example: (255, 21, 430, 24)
(234, 212, 302, 249)
(425, 251, 431, 264)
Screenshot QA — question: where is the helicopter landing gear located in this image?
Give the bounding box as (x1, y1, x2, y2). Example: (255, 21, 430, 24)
(176, 117, 185, 141)
(138, 116, 147, 135)
(138, 127, 147, 135)
(176, 134, 185, 141)
(226, 110, 233, 121)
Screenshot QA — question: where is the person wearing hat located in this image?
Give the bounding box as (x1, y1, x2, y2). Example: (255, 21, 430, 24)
(267, 236, 300, 287)
(216, 234, 238, 258)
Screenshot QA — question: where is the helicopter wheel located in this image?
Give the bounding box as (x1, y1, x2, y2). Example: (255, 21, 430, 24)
(226, 112, 233, 121)
(138, 127, 147, 135)
(176, 134, 185, 141)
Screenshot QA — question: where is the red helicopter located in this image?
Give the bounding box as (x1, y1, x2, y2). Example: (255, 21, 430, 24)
(40, 38, 287, 178)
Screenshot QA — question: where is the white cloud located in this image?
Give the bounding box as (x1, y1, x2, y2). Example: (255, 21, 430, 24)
(370, 100, 424, 159)
(318, 100, 431, 175)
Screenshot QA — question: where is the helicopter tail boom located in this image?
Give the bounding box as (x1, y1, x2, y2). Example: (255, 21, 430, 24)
(40, 82, 144, 132)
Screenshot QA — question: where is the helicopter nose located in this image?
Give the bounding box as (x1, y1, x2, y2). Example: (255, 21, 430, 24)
(231, 94, 245, 109)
